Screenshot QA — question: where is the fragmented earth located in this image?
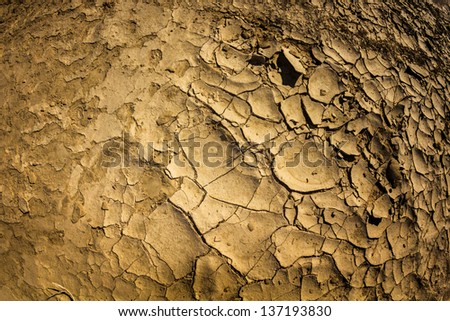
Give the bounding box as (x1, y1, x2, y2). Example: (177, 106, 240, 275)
(1, 0, 449, 300)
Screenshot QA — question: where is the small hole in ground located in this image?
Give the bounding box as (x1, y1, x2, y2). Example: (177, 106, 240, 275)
(276, 52, 300, 87)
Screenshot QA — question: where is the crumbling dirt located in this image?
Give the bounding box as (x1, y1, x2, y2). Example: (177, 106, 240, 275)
(0, 0, 449, 300)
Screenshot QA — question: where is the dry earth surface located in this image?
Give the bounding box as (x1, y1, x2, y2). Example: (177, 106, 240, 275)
(1, 0, 450, 300)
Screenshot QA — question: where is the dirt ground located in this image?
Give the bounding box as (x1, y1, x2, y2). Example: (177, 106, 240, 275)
(0, 0, 449, 300)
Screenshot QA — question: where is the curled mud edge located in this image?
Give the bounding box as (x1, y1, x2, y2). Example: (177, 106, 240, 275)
(0, 0, 449, 300)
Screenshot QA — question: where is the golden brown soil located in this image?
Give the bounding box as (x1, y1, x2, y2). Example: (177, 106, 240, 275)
(0, 0, 449, 300)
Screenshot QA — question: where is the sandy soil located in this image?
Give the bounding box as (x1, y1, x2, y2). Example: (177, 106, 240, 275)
(0, 0, 449, 300)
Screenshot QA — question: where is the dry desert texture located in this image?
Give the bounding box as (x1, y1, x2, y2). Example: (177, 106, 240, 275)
(0, 0, 449, 300)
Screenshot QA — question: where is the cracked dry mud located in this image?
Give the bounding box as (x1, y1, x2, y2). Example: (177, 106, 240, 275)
(1, 0, 450, 301)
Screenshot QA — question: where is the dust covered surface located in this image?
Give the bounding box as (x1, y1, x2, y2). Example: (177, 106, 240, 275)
(0, 0, 449, 300)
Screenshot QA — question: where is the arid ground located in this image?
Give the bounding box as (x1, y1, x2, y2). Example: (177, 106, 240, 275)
(0, 0, 449, 300)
